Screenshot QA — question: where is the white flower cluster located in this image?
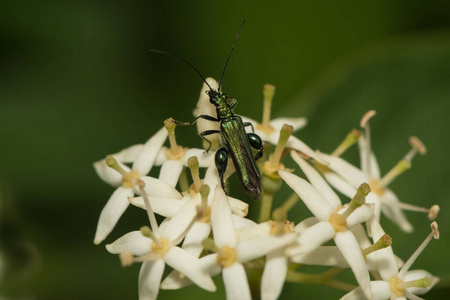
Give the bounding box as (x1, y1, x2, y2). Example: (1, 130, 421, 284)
(93, 78, 440, 300)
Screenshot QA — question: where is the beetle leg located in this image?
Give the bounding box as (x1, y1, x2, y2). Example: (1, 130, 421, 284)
(247, 133, 264, 161)
(215, 147, 229, 193)
(200, 130, 220, 153)
(243, 122, 255, 133)
(173, 114, 219, 126)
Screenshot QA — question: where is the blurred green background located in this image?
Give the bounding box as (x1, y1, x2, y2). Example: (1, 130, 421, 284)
(1, 1, 449, 299)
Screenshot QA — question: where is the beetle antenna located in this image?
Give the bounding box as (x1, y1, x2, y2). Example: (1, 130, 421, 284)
(149, 49, 213, 91)
(218, 19, 246, 91)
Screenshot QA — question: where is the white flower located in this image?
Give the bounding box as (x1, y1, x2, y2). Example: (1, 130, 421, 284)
(202, 187, 297, 300)
(106, 181, 216, 300)
(94, 143, 145, 187)
(316, 111, 437, 233)
(279, 154, 374, 299)
(94, 120, 216, 244)
(341, 222, 440, 300)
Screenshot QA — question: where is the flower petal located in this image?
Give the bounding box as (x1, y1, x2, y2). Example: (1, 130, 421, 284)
(290, 246, 349, 268)
(105, 230, 152, 256)
(139, 176, 182, 199)
(270, 117, 307, 133)
(211, 186, 236, 248)
(237, 233, 298, 263)
(317, 151, 369, 188)
(366, 219, 397, 280)
(139, 258, 165, 300)
(164, 246, 216, 292)
(261, 248, 288, 300)
(293, 217, 319, 233)
(335, 231, 371, 299)
(159, 160, 183, 187)
(324, 172, 357, 200)
(94, 187, 133, 244)
(161, 253, 221, 290)
(345, 204, 374, 229)
(222, 263, 251, 300)
(279, 170, 334, 221)
(288, 221, 335, 255)
(291, 151, 341, 209)
(286, 136, 319, 161)
(340, 281, 390, 300)
(228, 196, 249, 217)
(236, 222, 271, 243)
(133, 127, 168, 176)
(162, 194, 201, 243)
(182, 222, 211, 257)
(232, 215, 257, 230)
(128, 196, 187, 218)
(193, 78, 220, 137)
(403, 269, 439, 295)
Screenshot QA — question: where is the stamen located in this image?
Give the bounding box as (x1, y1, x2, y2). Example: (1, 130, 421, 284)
(140, 226, 161, 247)
(404, 136, 427, 161)
(257, 83, 276, 134)
(187, 156, 202, 195)
(361, 234, 392, 256)
(329, 183, 370, 232)
(360, 110, 377, 128)
(105, 155, 139, 188)
(119, 251, 134, 267)
(360, 110, 376, 178)
(398, 221, 439, 278)
(378, 137, 426, 188)
(105, 156, 128, 177)
(165, 118, 184, 160)
(263, 124, 294, 176)
(377, 159, 411, 188)
(380, 198, 440, 220)
(331, 129, 361, 157)
(198, 184, 211, 223)
(396, 277, 432, 290)
(136, 179, 160, 237)
(170, 189, 208, 246)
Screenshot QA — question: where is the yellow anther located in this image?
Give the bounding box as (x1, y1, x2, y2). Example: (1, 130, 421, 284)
(409, 136, 427, 155)
(119, 251, 134, 267)
(431, 221, 439, 239)
(360, 110, 376, 128)
(428, 205, 440, 220)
